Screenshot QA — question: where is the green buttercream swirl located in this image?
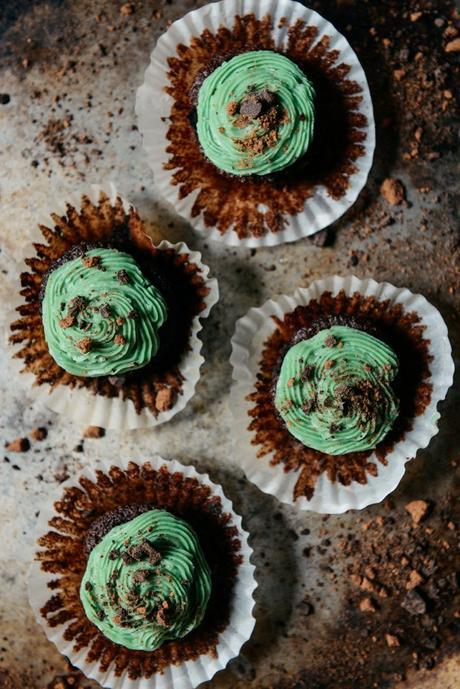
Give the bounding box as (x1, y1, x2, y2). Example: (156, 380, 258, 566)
(42, 248, 167, 377)
(274, 326, 399, 455)
(196, 50, 315, 176)
(80, 509, 212, 651)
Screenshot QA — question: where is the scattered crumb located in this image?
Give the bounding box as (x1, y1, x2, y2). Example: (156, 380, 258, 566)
(5, 437, 30, 452)
(155, 387, 175, 412)
(30, 427, 48, 441)
(83, 426, 105, 439)
(380, 178, 406, 205)
(405, 500, 429, 523)
(385, 633, 400, 647)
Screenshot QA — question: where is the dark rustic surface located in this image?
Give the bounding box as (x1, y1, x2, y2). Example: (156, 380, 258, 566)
(0, 1, 459, 688)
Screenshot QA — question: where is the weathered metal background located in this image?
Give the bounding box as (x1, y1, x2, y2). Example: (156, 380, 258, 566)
(0, 1, 458, 688)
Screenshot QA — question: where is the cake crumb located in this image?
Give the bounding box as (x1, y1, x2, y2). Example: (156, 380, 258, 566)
(445, 37, 460, 53)
(75, 337, 92, 353)
(380, 178, 406, 205)
(30, 427, 48, 441)
(406, 569, 423, 590)
(83, 426, 105, 439)
(120, 2, 135, 15)
(156, 387, 175, 412)
(359, 597, 377, 613)
(405, 499, 429, 523)
(6, 437, 30, 452)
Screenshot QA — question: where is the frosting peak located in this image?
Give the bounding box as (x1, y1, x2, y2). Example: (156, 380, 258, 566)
(41, 248, 167, 377)
(196, 50, 315, 176)
(80, 509, 212, 651)
(274, 326, 399, 455)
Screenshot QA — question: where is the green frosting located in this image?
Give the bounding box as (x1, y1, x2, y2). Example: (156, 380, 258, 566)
(274, 326, 399, 455)
(80, 509, 212, 651)
(196, 50, 315, 176)
(42, 248, 167, 377)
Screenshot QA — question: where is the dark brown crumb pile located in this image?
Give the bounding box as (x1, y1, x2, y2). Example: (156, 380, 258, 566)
(9, 192, 210, 417)
(266, 492, 460, 689)
(247, 290, 432, 500)
(228, 89, 290, 167)
(165, 13, 367, 239)
(36, 462, 243, 679)
(305, 0, 459, 284)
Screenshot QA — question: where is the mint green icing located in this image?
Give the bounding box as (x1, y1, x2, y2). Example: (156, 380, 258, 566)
(196, 50, 315, 176)
(42, 248, 167, 377)
(274, 326, 399, 455)
(80, 509, 212, 651)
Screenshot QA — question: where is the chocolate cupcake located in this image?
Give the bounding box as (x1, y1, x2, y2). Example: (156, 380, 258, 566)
(230, 276, 453, 513)
(28, 457, 256, 689)
(9, 185, 218, 429)
(136, 0, 375, 246)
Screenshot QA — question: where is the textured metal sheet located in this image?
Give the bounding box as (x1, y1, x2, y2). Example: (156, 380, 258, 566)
(0, 1, 458, 688)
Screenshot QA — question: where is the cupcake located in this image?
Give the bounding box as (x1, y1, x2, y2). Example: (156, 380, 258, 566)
(136, 0, 375, 246)
(28, 457, 256, 689)
(9, 185, 218, 429)
(230, 276, 453, 513)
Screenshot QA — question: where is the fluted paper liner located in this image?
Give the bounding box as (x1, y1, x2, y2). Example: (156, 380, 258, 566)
(230, 275, 454, 513)
(136, 0, 375, 247)
(7, 183, 219, 430)
(28, 455, 257, 689)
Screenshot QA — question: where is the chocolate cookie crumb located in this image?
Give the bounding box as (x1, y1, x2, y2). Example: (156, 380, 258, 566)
(128, 540, 162, 565)
(83, 255, 101, 268)
(156, 601, 170, 627)
(324, 334, 337, 348)
(240, 94, 263, 118)
(226, 101, 238, 116)
(100, 304, 111, 318)
(59, 315, 75, 329)
(116, 269, 129, 284)
(67, 296, 87, 317)
(75, 337, 92, 353)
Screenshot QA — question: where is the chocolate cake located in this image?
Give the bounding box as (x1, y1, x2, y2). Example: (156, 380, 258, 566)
(247, 290, 433, 500)
(165, 13, 367, 238)
(10, 192, 211, 417)
(37, 462, 242, 678)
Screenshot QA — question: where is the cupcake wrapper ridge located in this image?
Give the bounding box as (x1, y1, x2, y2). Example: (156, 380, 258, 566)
(8, 182, 219, 430)
(28, 455, 257, 689)
(136, 0, 375, 246)
(230, 275, 454, 513)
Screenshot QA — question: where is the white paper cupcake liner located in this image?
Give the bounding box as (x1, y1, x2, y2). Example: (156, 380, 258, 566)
(7, 182, 219, 430)
(230, 275, 454, 513)
(28, 454, 257, 689)
(136, 0, 375, 247)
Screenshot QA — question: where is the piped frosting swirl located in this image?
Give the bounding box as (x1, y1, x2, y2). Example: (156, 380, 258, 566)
(41, 248, 167, 377)
(196, 50, 315, 176)
(80, 508, 212, 651)
(274, 326, 399, 455)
